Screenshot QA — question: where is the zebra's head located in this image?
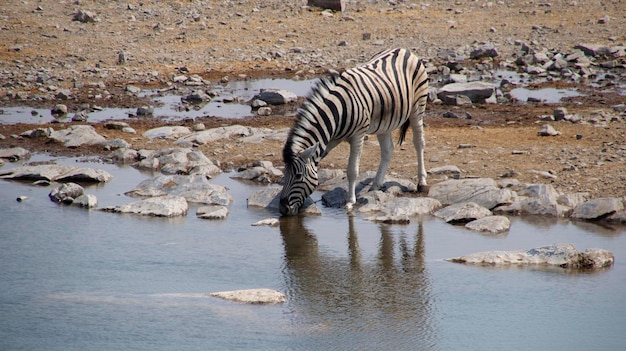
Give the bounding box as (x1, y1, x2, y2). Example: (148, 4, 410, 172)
(279, 143, 319, 216)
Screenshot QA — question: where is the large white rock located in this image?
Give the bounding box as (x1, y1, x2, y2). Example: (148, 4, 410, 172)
(196, 205, 229, 220)
(49, 125, 106, 147)
(176, 125, 251, 145)
(465, 215, 511, 233)
(126, 174, 232, 205)
(571, 197, 625, 220)
(111, 195, 188, 217)
(143, 126, 191, 139)
(434, 202, 492, 223)
(0, 147, 31, 161)
(208, 289, 286, 304)
(0, 164, 112, 182)
(428, 178, 513, 209)
(447, 243, 614, 269)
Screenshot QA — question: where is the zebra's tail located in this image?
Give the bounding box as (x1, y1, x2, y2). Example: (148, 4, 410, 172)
(398, 119, 410, 145)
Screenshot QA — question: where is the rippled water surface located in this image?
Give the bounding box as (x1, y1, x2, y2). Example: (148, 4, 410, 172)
(1, 157, 625, 350)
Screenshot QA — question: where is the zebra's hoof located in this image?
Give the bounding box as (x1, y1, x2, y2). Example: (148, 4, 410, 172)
(417, 184, 429, 193)
(345, 202, 354, 211)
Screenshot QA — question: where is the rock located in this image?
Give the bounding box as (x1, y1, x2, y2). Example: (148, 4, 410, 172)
(71, 110, 89, 122)
(247, 187, 320, 215)
(143, 126, 191, 139)
(136, 105, 154, 116)
(196, 205, 229, 220)
(105, 121, 131, 130)
(49, 125, 106, 148)
(517, 184, 571, 217)
(571, 197, 624, 220)
(231, 161, 283, 183)
(254, 89, 297, 105)
(126, 85, 141, 94)
(538, 124, 561, 136)
(208, 288, 286, 304)
(0, 147, 31, 161)
(428, 165, 461, 176)
(126, 174, 232, 205)
(428, 178, 513, 209)
(437, 82, 496, 105)
(106, 148, 139, 163)
(20, 127, 54, 139)
(251, 218, 280, 226)
(133, 148, 220, 177)
(446, 243, 614, 269)
(107, 195, 188, 217)
(73, 10, 97, 23)
(73, 194, 98, 208)
(465, 215, 511, 233)
(0, 164, 112, 182)
(49, 182, 85, 204)
(380, 197, 442, 217)
(51, 104, 68, 116)
(434, 202, 493, 223)
(182, 90, 211, 103)
(470, 43, 499, 59)
(16, 196, 28, 202)
(176, 125, 251, 145)
(553, 107, 568, 121)
(557, 192, 590, 208)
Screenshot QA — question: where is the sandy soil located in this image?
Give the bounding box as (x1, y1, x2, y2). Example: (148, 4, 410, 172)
(1, 0, 625, 199)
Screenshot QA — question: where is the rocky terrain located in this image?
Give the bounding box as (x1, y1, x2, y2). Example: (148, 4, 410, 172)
(1, 0, 625, 202)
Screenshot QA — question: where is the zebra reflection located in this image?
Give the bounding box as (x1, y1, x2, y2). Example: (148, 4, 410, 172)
(279, 216, 438, 348)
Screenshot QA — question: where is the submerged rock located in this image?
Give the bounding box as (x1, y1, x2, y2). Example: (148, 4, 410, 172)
(447, 243, 614, 269)
(196, 205, 229, 220)
(208, 288, 286, 304)
(465, 215, 511, 233)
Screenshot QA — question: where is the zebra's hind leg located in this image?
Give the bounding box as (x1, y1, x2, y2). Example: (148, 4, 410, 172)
(371, 132, 393, 191)
(345, 135, 365, 210)
(410, 110, 428, 192)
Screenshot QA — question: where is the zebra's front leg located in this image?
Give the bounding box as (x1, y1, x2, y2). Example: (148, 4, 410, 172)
(411, 111, 428, 192)
(345, 135, 365, 211)
(371, 132, 393, 191)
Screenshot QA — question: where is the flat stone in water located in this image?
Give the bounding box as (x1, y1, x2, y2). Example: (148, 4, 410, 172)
(208, 288, 286, 304)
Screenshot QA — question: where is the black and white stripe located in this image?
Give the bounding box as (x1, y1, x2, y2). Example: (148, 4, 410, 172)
(279, 48, 429, 216)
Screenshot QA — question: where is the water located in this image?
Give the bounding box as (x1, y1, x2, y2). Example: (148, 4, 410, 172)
(509, 87, 584, 103)
(0, 78, 318, 125)
(1, 157, 626, 350)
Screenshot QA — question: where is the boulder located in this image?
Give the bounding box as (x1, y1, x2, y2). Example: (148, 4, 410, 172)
(143, 126, 191, 139)
(133, 148, 220, 177)
(571, 197, 624, 220)
(447, 243, 614, 269)
(208, 288, 286, 304)
(0, 147, 31, 161)
(251, 218, 280, 227)
(380, 197, 442, 217)
(437, 82, 496, 104)
(518, 184, 571, 217)
(231, 161, 283, 183)
(126, 174, 232, 205)
(49, 125, 106, 148)
(176, 125, 251, 145)
(196, 205, 229, 220)
(254, 89, 297, 105)
(428, 178, 513, 209)
(0, 164, 112, 182)
(49, 182, 85, 204)
(434, 202, 493, 223)
(73, 194, 98, 208)
(106, 195, 188, 217)
(465, 215, 511, 233)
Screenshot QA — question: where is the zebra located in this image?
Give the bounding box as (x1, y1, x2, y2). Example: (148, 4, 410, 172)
(279, 48, 429, 216)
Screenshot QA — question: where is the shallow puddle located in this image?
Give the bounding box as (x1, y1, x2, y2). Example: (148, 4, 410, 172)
(1, 156, 625, 350)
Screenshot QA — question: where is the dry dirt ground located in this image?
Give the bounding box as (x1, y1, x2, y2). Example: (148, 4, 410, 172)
(1, 0, 625, 199)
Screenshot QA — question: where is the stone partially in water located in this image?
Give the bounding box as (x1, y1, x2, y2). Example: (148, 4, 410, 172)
(465, 215, 511, 233)
(208, 288, 286, 304)
(108, 195, 188, 217)
(428, 178, 513, 209)
(49, 125, 106, 148)
(0, 164, 112, 183)
(196, 205, 229, 220)
(0, 147, 31, 161)
(446, 243, 614, 269)
(434, 202, 492, 223)
(571, 197, 624, 220)
(49, 182, 85, 204)
(126, 174, 232, 205)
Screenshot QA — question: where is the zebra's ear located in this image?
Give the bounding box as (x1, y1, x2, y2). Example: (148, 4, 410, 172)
(299, 142, 318, 161)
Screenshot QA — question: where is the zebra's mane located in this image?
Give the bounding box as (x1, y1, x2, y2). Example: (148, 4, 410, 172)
(283, 74, 340, 164)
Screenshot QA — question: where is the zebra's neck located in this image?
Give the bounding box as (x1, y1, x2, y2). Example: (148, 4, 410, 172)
(284, 77, 343, 165)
